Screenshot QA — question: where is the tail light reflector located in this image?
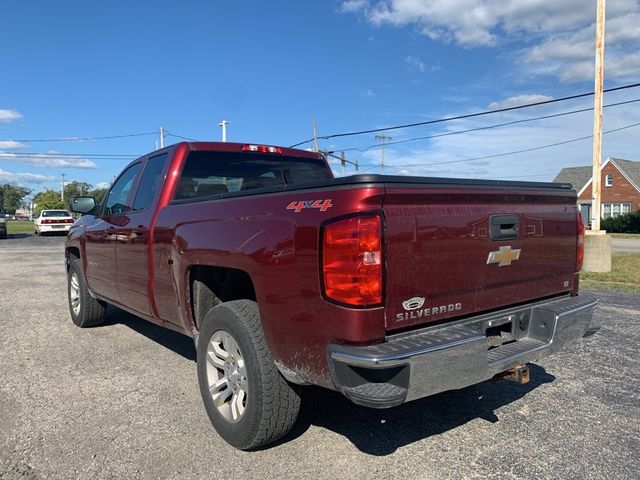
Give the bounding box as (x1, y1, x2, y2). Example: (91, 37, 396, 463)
(42, 219, 73, 224)
(576, 210, 585, 272)
(322, 214, 383, 306)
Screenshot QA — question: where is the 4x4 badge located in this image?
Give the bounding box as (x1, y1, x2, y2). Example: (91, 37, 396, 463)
(287, 199, 333, 213)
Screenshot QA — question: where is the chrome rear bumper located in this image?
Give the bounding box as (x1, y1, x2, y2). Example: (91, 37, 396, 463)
(327, 294, 599, 408)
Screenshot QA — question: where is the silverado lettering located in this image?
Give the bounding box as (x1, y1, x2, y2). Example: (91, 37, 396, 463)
(396, 303, 463, 322)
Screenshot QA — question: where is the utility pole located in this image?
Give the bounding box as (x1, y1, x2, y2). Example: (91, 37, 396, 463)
(375, 134, 392, 174)
(159, 126, 165, 148)
(591, 0, 606, 232)
(61, 173, 67, 201)
(312, 120, 319, 152)
(321, 150, 358, 176)
(218, 120, 230, 142)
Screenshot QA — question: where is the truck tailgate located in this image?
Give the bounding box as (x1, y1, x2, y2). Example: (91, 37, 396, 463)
(383, 184, 579, 331)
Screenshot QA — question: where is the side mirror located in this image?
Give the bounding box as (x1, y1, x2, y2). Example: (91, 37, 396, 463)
(69, 196, 96, 214)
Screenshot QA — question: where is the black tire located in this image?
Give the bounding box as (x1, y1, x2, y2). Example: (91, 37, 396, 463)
(67, 257, 107, 328)
(197, 300, 301, 450)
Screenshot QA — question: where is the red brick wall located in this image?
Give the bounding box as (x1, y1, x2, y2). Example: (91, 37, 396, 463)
(578, 161, 640, 212)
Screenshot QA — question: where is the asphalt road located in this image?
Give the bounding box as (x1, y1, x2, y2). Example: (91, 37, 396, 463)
(1, 234, 639, 480)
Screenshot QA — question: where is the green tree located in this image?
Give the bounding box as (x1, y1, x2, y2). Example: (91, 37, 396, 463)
(0, 184, 31, 214)
(64, 181, 93, 200)
(33, 189, 65, 216)
(88, 187, 108, 204)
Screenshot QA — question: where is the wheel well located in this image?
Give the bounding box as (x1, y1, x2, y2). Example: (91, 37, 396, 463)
(65, 247, 80, 270)
(189, 266, 256, 329)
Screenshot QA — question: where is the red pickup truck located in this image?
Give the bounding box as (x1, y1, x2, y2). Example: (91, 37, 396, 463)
(66, 141, 598, 449)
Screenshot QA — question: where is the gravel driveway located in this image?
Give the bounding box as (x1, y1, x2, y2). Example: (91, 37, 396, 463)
(1, 234, 638, 479)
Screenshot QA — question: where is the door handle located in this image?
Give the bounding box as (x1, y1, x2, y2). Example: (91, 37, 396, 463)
(489, 214, 519, 241)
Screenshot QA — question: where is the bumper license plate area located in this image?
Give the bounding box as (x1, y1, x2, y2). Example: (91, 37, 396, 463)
(485, 317, 515, 349)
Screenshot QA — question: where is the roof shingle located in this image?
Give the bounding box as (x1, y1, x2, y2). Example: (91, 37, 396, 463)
(553, 166, 592, 190)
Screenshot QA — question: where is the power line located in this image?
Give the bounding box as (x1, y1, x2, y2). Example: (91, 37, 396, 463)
(336, 98, 640, 153)
(357, 121, 640, 169)
(289, 81, 640, 148)
(2, 131, 158, 143)
(165, 131, 198, 141)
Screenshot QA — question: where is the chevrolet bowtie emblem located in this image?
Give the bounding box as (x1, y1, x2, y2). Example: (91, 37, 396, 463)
(487, 245, 521, 267)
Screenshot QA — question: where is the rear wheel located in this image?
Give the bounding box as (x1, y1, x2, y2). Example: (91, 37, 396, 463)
(196, 300, 301, 450)
(67, 258, 106, 327)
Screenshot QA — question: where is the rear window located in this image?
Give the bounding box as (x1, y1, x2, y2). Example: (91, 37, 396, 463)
(174, 151, 332, 201)
(42, 210, 71, 217)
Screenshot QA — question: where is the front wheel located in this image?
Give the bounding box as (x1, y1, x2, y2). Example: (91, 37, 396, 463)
(196, 300, 301, 450)
(67, 258, 107, 327)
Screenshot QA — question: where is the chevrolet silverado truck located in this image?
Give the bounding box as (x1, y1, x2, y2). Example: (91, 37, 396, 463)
(65, 141, 598, 449)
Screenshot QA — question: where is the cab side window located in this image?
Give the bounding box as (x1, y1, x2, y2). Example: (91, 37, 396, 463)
(133, 154, 168, 211)
(104, 163, 141, 216)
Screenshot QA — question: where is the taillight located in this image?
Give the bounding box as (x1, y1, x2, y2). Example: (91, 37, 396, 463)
(241, 144, 283, 154)
(322, 214, 383, 306)
(576, 210, 585, 272)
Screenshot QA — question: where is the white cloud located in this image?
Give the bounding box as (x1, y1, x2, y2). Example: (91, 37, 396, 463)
(344, 88, 640, 180)
(405, 55, 426, 72)
(0, 151, 98, 169)
(0, 168, 55, 184)
(0, 109, 23, 123)
(340, 0, 640, 82)
(488, 94, 553, 110)
(523, 11, 640, 82)
(95, 182, 111, 189)
(0, 141, 28, 150)
(362, 88, 376, 97)
(340, 0, 369, 13)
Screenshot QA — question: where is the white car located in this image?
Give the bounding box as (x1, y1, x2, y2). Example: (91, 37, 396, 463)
(34, 210, 74, 235)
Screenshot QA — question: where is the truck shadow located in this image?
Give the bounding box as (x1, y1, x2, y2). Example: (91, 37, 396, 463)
(105, 306, 555, 455)
(105, 306, 197, 362)
(287, 364, 555, 455)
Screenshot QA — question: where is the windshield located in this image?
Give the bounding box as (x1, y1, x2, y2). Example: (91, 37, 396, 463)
(174, 151, 332, 201)
(42, 210, 71, 217)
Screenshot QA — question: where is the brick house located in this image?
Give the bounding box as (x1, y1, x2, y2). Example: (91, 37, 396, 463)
(554, 157, 640, 224)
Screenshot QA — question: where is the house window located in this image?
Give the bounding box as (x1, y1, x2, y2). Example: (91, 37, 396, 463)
(605, 174, 613, 187)
(602, 203, 631, 219)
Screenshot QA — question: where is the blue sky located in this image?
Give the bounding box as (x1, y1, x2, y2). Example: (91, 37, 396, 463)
(1, 0, 639, 195)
